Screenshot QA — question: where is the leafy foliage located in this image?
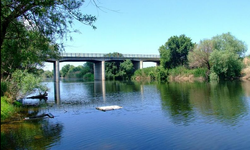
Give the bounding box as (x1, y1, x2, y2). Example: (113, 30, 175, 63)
(104, 52, 135, 80)
(60, 63, 94, 80)
(159, 34, 194, 69)
(188, 39, 213, 70)
(1, 80, 8, 96)
(1, 0, 97, 79)
(119, 59, 135, 80)
(1, 0, 97, 49)
(209, 50, 242, 80)
(1, 27, 60, 77)
(212, 32, 247, 57)
(1, 96, 16, 121)
(7, 69, 48, 100)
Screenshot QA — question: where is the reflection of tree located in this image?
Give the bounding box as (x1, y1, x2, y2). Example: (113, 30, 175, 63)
(158, 82, 194, 126)
(1, 119, 63, 150)
(1, 106, 63, 150)
(158, 81, 248, 126)
(189, 81, 248, 125)
(208, 81, 248, 125)
(105, 81, 141, 93)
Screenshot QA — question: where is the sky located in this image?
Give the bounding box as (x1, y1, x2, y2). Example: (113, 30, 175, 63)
(43, 0, 250, 71)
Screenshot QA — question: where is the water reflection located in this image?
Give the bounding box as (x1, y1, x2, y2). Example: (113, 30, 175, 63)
(1, 111, 63, 150)
(94, 81, 106, 101)
(157, 81, 249, 126)
(157, 82, 195, 126)
(54, 81, 60, 104)
(1, 80, 250, 149)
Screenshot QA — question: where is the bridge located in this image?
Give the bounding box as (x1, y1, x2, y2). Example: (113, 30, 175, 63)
(47, 53, 160, 81)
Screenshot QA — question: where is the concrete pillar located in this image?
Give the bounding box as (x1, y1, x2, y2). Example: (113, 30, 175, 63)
(54, 81, 60, 104)
(133, 60, 143, 70)
(53, 60, 60, 82)
(94, 61, 105, 81)
(53, 60, 60, 104)
(101, 61, 105, 81)
(140, 60, 143, 69)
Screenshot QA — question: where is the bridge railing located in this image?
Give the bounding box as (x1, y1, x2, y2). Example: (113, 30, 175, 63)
(61, 53, 160, 58)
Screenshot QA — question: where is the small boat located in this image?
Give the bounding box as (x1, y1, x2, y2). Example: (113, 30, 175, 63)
(96, 105, 122, 111)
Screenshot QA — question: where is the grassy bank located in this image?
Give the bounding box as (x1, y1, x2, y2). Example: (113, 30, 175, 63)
(132, 66, 208, 82)
(1, 96, 17, 121)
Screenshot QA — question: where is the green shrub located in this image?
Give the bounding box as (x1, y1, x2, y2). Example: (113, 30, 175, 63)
(209, 71, 219, 81)
(210, 50, 242, 80)
(169, 66, 191, 76)
(83, 73, 94, 81)
(192, 68, 208, 78)
(156, 67, 168, 81)
(9, 69, 48, 100)
(1, 96, 16, 121)
(1, 81, 8, 96)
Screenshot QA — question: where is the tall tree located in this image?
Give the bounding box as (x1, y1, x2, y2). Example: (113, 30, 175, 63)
(1, 0, 97, 79)
(209, 50, 242, 80)
(209, 33, 247, 80)
(119, 59, 134, 80)
(1, 0, 96, 49)
(105, 52, 124, 80)
(212, 32, 247, 57)
(159, 34, 194, 70)
(188, 39, 213, 70)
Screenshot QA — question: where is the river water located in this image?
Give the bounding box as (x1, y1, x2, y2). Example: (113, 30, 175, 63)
(1, 80, 250, 150)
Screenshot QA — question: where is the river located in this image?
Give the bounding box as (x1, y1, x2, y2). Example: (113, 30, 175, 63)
(1, 79, 250, 150)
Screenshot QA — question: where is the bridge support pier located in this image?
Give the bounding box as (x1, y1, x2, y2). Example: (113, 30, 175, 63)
(53, 60, 60, 104)
(94, 61, 105, 81)
(53, 60, 60, 82)
(133, 60, 143, 70)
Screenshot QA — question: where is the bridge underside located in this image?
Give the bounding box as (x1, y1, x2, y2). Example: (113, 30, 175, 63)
(49, 59, 159, 81)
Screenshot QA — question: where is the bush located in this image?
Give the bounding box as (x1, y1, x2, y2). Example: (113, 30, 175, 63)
(83, 73, 94, 81)
(156, 67, 168, 81)
(192, 68, 208, 78)
(209, 71, 219, 81)
(210, 50, 242, 80)
(1, 96, 16, 121)
(1, 81, 8, 96)
(8, 69, 48, 100)
(168, 66, 192, 76)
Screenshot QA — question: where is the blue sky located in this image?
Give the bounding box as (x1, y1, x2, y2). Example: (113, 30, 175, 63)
(43, 0, 250, 70)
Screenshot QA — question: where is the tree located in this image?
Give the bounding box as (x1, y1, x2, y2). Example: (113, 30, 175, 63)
(1, 0, 97, 79)
(212, 32, 247, 57)
(119, 59, 134, 80)
(43, 70, 53, 78)
(159, 35, 194, 70)
(209, 50, 242, 80)
(188, 39, 213, 70)
(209, 33, 247, 80)
(1, 0, 96, 49)
(105, 52, 124, 80)
(83, 62, 94, 73)
(1, 27, 60, 78)
(105, 61, 120, 80)
(60, 64, 74, 77)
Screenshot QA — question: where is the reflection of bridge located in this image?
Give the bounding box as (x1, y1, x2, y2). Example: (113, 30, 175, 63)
(47, 53, 160, 81)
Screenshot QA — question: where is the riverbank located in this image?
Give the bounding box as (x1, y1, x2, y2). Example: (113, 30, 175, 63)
(241, 66, 250, 81)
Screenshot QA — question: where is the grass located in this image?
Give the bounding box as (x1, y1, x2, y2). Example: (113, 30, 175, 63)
(1, 96, 16, 121)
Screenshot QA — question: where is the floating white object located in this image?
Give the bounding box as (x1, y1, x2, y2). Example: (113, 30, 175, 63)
(96, 105, 122, 111)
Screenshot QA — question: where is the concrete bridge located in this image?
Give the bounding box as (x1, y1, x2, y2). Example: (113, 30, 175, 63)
(46, 53, 160, 81)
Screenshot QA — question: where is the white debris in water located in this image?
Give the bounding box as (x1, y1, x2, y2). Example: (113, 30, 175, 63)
(96, 105, 122, 111)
